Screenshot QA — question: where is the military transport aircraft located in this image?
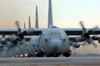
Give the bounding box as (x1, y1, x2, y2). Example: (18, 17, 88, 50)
(0, 0, 100, 57)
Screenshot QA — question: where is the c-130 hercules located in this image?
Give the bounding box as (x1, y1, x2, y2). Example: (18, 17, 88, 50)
(0, 0, 100, 57)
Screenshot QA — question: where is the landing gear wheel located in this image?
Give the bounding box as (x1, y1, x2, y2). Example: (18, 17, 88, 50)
(63, 50, 72, 57)
(35, 51, 44, 57)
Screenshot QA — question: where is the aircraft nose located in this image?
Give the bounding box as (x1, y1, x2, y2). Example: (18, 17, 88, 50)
(50, 40, 61, 52)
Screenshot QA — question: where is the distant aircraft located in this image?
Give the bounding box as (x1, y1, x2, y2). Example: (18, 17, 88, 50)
(0, 0, 100, 57)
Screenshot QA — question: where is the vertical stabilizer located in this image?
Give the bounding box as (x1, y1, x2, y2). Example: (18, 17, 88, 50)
(29, 16, 31, 29)
(24, 22, 26, 29)
(35, 6, 39, 28)
(48, 0, 53, 28)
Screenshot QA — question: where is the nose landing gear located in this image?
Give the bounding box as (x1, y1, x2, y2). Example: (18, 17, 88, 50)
(63, 50, 72, 57)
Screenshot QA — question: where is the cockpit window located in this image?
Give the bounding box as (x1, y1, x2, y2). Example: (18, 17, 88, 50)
(50, 32, 61, 38)
(43, 32, 61, 39)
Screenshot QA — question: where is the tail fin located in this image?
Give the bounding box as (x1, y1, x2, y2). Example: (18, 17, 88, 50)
(24, 22, 26, 29)
(48, 0, 53, 28)
(29, 16, 31, 29)
(35, 6, 39, 28)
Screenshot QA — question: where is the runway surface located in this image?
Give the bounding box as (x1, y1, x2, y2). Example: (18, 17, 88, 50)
(0, 57, 100, 66)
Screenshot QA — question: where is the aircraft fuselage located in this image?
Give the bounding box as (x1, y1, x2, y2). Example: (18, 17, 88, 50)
(38, 28, 70, 55)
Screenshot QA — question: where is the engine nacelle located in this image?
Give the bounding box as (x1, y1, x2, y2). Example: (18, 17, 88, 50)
(63, 50, 72, 57)
(74, 42, 80, 48)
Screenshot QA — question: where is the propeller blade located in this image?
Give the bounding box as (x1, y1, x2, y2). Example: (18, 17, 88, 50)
(15, 21, 21, 33)
(90, 38, 98, 48)
(79, 21, 87, 33)
(15, 21, 20, 29)
(89, 26, 99, 32)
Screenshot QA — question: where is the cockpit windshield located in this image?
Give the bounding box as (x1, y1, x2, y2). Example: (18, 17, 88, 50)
(50, 32, 61, 38)
(43, 30, 62, 39)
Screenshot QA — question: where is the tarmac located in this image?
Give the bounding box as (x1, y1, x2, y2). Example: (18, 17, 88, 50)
(0, 57, 100, 66)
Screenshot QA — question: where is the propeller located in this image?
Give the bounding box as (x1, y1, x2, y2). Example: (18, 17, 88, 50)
(15, 21, 21, 33)
(15, 21, 25, 40)
(79, 21, 99, 47)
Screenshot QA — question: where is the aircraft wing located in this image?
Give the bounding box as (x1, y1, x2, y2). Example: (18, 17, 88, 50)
(0, 28, 100, 36)
(68, 36, 84, 42)
(25, 28, 100, 35)
(68, 36, 100, 42)
(62, 28, 100, 35)
(25, 28, 43, 35)
(0, 28, 43, 35)
(0, 29, 18, 35)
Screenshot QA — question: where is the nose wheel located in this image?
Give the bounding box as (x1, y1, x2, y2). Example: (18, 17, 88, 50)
(63, 50, 72, 57)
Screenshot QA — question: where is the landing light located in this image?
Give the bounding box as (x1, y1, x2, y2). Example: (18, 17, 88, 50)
(20, 54, 23, 57)
(35, 52, 38, 55)
(16, 55, 18, 57)
(25, 54, 28, 57)
(12, 56, 14, 58)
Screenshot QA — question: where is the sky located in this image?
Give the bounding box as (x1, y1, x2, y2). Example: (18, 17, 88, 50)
(0, 0, 100, 29)
(0, 0, 100, 54)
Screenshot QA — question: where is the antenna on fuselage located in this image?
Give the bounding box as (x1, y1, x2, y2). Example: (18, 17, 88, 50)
(29, 16, 31, 29)
(35, 6, 39, 28)
(48, 0, 53, 28)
